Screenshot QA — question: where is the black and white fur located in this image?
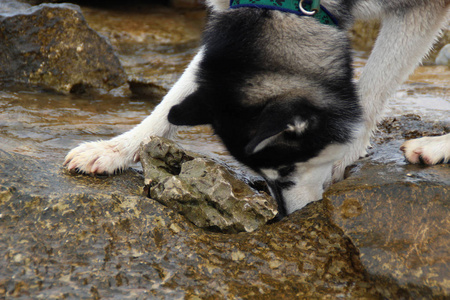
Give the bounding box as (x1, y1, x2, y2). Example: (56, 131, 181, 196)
(65, 0, 450, 218)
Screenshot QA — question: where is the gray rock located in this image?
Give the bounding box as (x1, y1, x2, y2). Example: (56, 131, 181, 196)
(0, 1, 127, 94)
(140, 136, 278, 233)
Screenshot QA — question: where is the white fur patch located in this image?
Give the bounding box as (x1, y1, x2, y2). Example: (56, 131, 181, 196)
(282, 162, 333, 214)
(251, 134, 281, 154)
(401, 134, 450, 165)
(287, 119, 308, 135)
(279, 143, 348, 213)
(260, 168, 279, 181)
(64, 48, 205, 174)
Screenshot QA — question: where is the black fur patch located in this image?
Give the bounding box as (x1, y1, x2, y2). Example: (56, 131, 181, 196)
(169, 8, 361, 171)
(278, 165, 296, 177)
(168, 8, 362, 214)
(266, 179, 295, 218)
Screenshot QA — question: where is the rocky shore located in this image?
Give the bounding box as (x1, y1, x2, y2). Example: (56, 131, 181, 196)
(0, 0, 448, 298)
(1, 115, 448, 299)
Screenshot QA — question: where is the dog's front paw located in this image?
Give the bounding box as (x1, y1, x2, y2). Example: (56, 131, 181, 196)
(400, 135, 450, 165)
(64, 139, 139, 174)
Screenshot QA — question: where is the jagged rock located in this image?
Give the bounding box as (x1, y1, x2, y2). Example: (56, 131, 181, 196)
(324, 116, 450, 299)
(140, 136, 278, 233)
(0, 149, 381, 298)
(0, 1, 127, 94)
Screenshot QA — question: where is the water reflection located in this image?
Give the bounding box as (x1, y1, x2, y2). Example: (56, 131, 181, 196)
(0, 90, 154, 161)
(0, 53, 448, 168)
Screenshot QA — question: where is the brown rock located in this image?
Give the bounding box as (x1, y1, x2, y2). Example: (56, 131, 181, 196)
(324, 116, 450, 299)
(0, 149, 381, 299)
(80, 4, 205, 99)
(0, 1, 127, 94)
(350, 21, 450, 65)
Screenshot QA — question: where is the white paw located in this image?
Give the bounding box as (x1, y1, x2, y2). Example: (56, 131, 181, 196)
(400, 134, 450, 165)
(64, 139, 139, 174)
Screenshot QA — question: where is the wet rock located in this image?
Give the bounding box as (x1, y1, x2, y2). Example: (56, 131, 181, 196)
(351, 21, 450, 65)
(140, 136, 278, 233)
(18, 0, 61, 4)
(0, 149, 381, 298)
(0, 1, 127, 94)
(81, 5, 205, 99)
(1, 0, 31, 11)
(436, 44, 450, 66)
(350, 20, 380, 51)
(324, 116, 450, 299)
(428, 27, 450, 64)
(170, 0, 205, 9)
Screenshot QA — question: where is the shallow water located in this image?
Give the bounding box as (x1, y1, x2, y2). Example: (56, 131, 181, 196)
(0, 17, 448, 170)
(0, 89, 233, 169)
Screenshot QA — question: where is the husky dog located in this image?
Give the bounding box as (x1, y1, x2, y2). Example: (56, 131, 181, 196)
(65, 0, 450, 218)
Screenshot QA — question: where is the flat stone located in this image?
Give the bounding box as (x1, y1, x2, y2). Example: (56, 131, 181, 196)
(324, 116, 450, 299)
(140, 136, 278, 233)
(0, 149, 380, 298)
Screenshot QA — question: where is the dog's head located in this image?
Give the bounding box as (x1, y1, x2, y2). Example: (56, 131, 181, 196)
(169, 87, 360, 217)
(168, 8, 362, 218)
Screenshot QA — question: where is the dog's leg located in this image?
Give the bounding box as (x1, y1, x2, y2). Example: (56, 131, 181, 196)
(333, 3, 450, 181)
(64, 47, 204, 174)
(401, 133, 450, 164)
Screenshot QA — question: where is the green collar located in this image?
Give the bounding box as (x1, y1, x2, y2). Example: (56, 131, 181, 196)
(229, 0, 338, 27)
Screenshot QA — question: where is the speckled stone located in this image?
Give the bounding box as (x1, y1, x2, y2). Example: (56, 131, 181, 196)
(140, 136, 278, 233)
(0, 1, 127, 93)
(0, 149, 381, 298)
(324, 116, 450, 299)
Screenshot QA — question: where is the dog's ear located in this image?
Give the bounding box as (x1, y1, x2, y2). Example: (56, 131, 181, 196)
(245, 101, 316, 155)
(245, 117, 310, 155)
(168, 92, 211, 126)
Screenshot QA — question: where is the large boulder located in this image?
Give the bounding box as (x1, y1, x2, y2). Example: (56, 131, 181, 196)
(324, 116, 450, 299)
(0, 1, 127, 94)
(0, 149, 380, 298)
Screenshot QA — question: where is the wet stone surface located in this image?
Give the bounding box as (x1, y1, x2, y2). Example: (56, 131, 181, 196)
(140, 137, 277, 233)
(0, 1, 127, 94)
(324, 116, 450, 299)
(0, 1, 448, 299)
(0, 149, 381, 299)
(81, 4, 205, 98)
